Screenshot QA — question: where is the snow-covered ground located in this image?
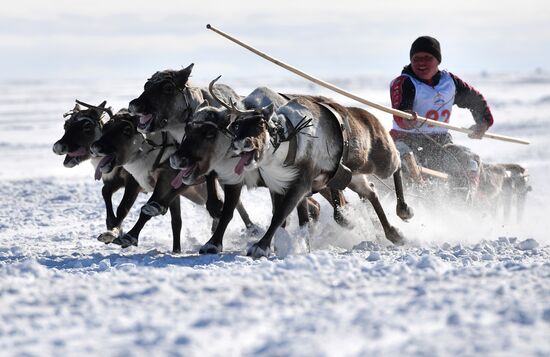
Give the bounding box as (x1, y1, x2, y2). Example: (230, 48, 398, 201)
(1, 71, 549, 356)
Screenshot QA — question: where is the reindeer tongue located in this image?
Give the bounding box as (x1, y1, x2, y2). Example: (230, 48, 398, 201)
(95, 164, 103, 181)
(170, 164, 196, 189)
(139, 114, 153, 128)
(235, 151, 254, 175)
(68, 147, 87, 157)
(95, 155, 113, 181)
(171, 170, 186, 189)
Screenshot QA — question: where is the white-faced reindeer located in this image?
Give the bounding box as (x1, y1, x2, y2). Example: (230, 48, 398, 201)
(169, 83, 341, 254)
(52, 101, 141, 243)
(223, 93, 414, 258)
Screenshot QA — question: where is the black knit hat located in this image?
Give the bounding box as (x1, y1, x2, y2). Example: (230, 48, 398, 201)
(410, 36, 441, 63)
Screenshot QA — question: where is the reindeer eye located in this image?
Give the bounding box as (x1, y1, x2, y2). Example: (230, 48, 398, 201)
(162, 83, 175, 94)
(205, 128, 216, 140)
(83, 122, 94, 133)
(123, 124, 134, 137)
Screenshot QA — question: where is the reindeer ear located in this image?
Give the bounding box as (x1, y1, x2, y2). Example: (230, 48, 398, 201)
(261, 103, 275, 120)
(197, 99, 209, 111)
(175, 63, 194, 87)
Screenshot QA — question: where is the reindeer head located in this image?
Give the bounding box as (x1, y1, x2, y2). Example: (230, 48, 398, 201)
(53, 101, 107, 168)
(128, 63, 197, 133)
(169, 100, 235, 188)
(90, 111, 143, 179)
(229, 104, 276, 175)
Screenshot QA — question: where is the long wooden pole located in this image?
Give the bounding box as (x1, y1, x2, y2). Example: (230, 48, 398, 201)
(206, 24, 530, 145)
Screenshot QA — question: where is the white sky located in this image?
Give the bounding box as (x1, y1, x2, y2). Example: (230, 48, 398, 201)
(1, 0, 549, 80)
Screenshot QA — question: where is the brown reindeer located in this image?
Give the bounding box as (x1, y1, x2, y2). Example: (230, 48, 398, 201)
(52, 101, 141, 243)
(169, 84, 344, 254)
(223, 94, 414, 257)
(477, 163, 531, 221)
(170, 82, 408, 256)
(434, 144, 531, 220)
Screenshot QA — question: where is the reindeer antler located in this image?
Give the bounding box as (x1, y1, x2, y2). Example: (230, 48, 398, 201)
(208, 76, 232, 110)
(208, 76, 247, 114)
(75, 99, 114, 118)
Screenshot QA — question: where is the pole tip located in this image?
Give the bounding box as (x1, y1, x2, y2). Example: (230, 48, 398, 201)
(206, 24, 211, 29)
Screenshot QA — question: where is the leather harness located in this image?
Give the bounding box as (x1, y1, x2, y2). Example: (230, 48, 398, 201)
(278, 94, 352, 190)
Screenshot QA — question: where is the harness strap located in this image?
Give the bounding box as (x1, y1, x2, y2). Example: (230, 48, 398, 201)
(283, 118, 298, 166)
(151, 132, 169, 170)
(317, 102, 353, 190)
(318, 102, 351, 164)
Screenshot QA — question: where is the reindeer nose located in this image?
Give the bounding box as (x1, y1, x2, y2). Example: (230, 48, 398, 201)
(90, 142, 103, 157)
(52, 141, 68, 155)
(128, 100, 139, 114)
(243, 137, 253, 149)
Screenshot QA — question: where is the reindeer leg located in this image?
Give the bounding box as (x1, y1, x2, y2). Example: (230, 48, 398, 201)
(113, 170, 174, 249)
(319, 188, 351, 227)
(168, 196, 182, 253)
(516, 191, 528, 223)
(235, 200, 255, 229)
(205, 172, 223, 220)
(112, 212, 149, 248)
(305, 197, 321, 223)
(393, 168, 414, 221)
(101, 182, 117, 231)
(248, 181, 310, 258)
(199, 184, 243, 255)
(98, 177, 141, 244)
(141, 167, 192, 217)
(98, 181, 122, 244)
(296, 198, 313, 226)
(349, 175, 405, 245)
(114, 176, 140, 226)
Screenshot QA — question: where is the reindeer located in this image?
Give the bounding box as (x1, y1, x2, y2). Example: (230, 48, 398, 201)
(52, 101, 141, 243)
(168, 92, 321, 254)
(436, 144, 531, 220)
(127, 63, 256, 228)
(217, 93, 414, 258)
(89, 110, 214, 253)
(476, 162, 531, 221)
(170, 80, 405, 256)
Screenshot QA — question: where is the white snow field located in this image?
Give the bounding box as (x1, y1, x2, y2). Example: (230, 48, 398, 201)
(1, 72, 549, 356)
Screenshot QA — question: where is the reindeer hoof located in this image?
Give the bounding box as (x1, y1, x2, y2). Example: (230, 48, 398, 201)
(334, 212, 353, 228)
(385, 226, 405, 246)
(396, 202, 414, 221)
(307, 199, 321, 221)
(141, 202, 167, 217)
(247, 244, 271, 258)
(199, 242, 222, 255)
(97, 227, 121, 244)
(112, 234, 138, 248)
